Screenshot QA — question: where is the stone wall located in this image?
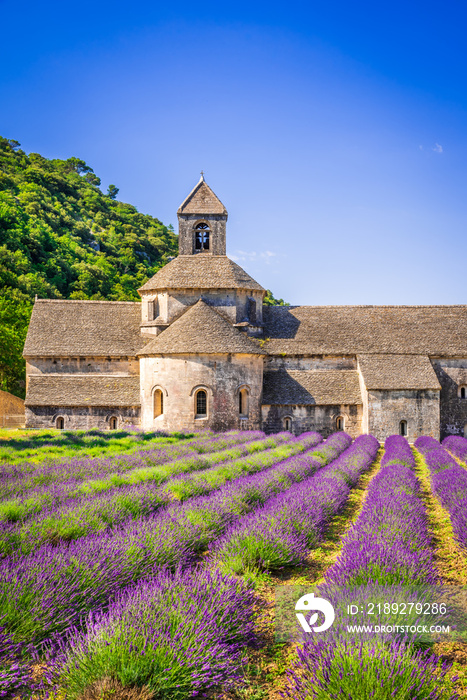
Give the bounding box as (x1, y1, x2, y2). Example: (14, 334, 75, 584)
(367, 389, 440, 442)
(140, 353, 263, 432)
(141, 289, 264, 330)
(431, 358, 467, 439)
(26, 358, 139, 376)
(264, 355, 357, 371)
(261, 403, 362, 437)
(25, 405, 140, 430)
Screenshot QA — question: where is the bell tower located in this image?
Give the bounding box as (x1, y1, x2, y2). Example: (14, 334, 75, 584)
(177, 174, 228, 256)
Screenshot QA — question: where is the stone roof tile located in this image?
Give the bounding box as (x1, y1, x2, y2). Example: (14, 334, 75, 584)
(23, 300, 144, 358)
(138, 255, 264, 293)
(358, 354, 441, 390)
(138, 300, 265, 355)
(177, 177, 227, 215)
(25, 375, 140, 406)
(262, 305, 467, 356)
(263, 369, 362, 405)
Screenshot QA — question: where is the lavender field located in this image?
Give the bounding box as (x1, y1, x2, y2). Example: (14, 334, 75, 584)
(1, 430, 467, 699)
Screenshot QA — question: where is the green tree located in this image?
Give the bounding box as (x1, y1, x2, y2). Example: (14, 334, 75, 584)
(263, 289, 289, 306)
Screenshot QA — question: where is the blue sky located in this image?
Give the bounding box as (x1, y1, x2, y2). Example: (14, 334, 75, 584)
(1, 0, 466, 305)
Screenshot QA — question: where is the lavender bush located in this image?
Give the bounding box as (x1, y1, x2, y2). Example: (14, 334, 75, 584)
(326, 436, 437, 587)
(442, 435, 467, 464)
(287, 635, 456, 700)
(209, 434, 376, 574)
(416, 436, 467, 552)
(287, 436, 450, 700)
(49, 568, 258, 700)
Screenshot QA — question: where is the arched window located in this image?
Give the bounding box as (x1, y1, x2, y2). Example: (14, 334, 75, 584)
(283, 416, 292, 431)
(399, 420, 407, 437)
(154, 389, 164, 418)
(109, 416, 118, 430)
(195, 389, 207, 418)
(460, 386, 466, 399)
(239, 388, 249, 417)
(195, 222, 210, 251)
(56, 416, 64, 430)
(336, 416, 345, 431)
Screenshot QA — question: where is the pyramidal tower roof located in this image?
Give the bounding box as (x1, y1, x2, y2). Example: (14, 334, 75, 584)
(177, 174, 227, 215)
(138, 300, 265, 355)
(138, 256, 264, 292)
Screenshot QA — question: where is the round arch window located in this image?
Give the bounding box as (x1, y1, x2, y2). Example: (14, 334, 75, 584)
(336, 416, 345, 431)
(195, 390, 207, 418)
(239, 388, 249, 417)
(56, 416, 64, 430)
(109, 416, 118, 430)
(283, 416, 292, 432)
(154, 389, 164, 418)
(195, 223, 210, 251)
(399, 420, 407, 437)
(460, 386, 467, 399)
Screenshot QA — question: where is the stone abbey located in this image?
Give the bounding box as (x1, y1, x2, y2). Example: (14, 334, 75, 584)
(23, 176, 467, 441)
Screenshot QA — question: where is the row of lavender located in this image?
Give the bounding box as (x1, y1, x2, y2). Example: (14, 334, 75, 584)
(44, 433, 380, 700)
(210, 433, 379, 575)
(443, 435, 467, 464)
(0, 430, 268, 508)
(416, 435, 467, 552)
(0, 432, 317, 555)
(0, 430, 193, 487)
(288, 436, 455, 700)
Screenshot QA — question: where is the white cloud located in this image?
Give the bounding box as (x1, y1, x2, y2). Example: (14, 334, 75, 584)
(432, 143, 443, 153)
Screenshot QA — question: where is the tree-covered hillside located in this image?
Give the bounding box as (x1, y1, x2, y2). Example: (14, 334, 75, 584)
(0, 137, 178, 397)
(0, 137, 287, 399)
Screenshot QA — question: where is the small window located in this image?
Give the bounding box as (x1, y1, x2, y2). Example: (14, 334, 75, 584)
(154, 389, 164, 418)
(147, 298, 158, 322)
(399, 420, 407, 437)
(56, 416, 64, 430)
(464, 424, 467, 438)
(460, 386, 466, 399)
(283, 416, 292, 431)
(109, 416, 118, 430)
(195, 223, 210, 251)
(239, 388, 249, 417)
(336, 416, 344, 431)
(248, 297, 257, 325)
(195, 390, 207, 418)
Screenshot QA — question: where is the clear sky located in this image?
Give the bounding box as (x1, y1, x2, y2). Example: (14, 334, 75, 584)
(1, 0, 466, 305)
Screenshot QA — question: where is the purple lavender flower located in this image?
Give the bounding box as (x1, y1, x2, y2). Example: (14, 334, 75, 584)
(209, 435, 377, 574)
(416, 437, 467, 552)
(442, 435, 467, 464)
(326, 436, 437, 587)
